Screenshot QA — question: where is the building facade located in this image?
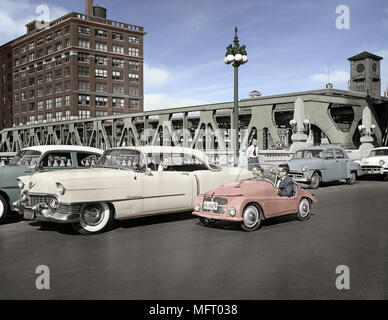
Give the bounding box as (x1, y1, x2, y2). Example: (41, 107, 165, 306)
(0, 0, 145, 130)
(0, 43, 13, 131)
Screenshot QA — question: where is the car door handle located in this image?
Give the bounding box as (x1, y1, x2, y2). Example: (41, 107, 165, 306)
(181, 172, 189, 176)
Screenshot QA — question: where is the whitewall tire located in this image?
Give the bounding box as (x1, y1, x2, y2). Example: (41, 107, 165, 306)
(0, 194, 9, 224)
(296, 198, 311, 221)
(241, 204, 262, 232)
(72, 202, 113, 235)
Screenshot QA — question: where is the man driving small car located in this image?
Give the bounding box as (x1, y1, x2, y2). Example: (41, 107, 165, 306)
(277, 164, 294, 197)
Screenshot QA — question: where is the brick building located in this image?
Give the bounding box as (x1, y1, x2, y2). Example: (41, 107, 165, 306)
(0, 42, 13, 130)
(0, 0, 145, 130)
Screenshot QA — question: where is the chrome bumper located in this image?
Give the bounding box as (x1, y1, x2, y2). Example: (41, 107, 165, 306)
(14, 200, 80, 224)
(288, 172, 310, 183)
(361, 166, 388, 175)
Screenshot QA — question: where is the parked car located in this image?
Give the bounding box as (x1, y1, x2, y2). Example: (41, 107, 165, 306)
(0, 145, 103, 224)
(193, 175, 317, 231)
(359, 147, 388, 180)
(14, 146, 253, 234)
(0, 152, 17, 166)
(286, 145, 363, 189)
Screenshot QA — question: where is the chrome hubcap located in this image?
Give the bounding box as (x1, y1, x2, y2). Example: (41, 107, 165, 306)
(299, 199, 310, 217)
(82, 205, 104, 226)
(244, 206, 259, 228)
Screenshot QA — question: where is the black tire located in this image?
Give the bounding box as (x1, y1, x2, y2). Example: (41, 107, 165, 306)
(199, 217, 216, 226)
(241, 204, 263, 232)
(383, 173, 388, 181)
(346, 172, 356, 185)
(0, 194, 10, 224)
(72, 202, 113, 235)
(296, 198, 312, 221)
(309, 172, 321, 189)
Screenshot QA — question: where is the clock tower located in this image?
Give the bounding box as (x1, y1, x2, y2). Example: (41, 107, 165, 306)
(348, 51, 383, 99)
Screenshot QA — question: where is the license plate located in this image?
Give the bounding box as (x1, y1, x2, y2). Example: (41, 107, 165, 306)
(23, 209, 35, 220)
(203, 201, 218, 211)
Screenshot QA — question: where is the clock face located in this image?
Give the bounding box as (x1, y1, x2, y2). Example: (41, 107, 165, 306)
(356, 63, 365, 73)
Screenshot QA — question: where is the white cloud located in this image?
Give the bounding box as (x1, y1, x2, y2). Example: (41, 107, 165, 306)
(144, 94, 202, 111)
(376, 50, 388, 90)
(144, 64, 171, 87)
(0, 0, 67, 41)
(309, 69, 350, 84)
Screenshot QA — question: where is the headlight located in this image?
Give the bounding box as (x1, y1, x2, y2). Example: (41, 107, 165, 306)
(229, 207, 236, 216)
(49, 198, 59, 209)
(379, 160, 385, 166)
(17, 180, 24, 189)
(302, 167, 307, 172)
(56, 183, 66, 195)
(194, 203, 200, 212)
(21, 192, 28, 201)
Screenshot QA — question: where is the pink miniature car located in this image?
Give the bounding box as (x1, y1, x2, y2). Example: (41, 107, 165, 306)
(192, 177, 317, 231)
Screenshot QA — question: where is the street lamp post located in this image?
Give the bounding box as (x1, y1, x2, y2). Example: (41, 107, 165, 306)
(224, 27, 248, 167)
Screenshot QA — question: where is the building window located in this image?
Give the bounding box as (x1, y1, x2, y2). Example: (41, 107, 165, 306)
(36, 38, 43, 46)
(95, 29, 107, 38)
(78, 110, 90, 119)
(95, 56, 108, 66)
(46, 46, 52, 55)
(45, 59, 53, 69)
(128, 60, 140, 70)
(78, 38, 90, 49)
(112, 45, 124, 54)
(46, 34, 52, 42)
(95, 96, 107, 107)
(78, 53, 90, 63)
(65, 80, 70, 90)
(78, 26, 90, 34)
(112, 58, 124, 68)
(55, 56, 62, 65)
(65, 95, 71, 106)
(21, 80, 27, 88)
(46, 85, 52, 95)
(96, 111, 108, 117)
(112, 71, 124, 80)
(65, 67, 70, 77)
(37, 87, 43, 97)
(38, 114, 44, 123)
(15, 59, 19, 67)
(78, 94, 90, 105)
(28, 42, 35, 50)
(29, 115, 35, 123)
(46, 99, 53, 109)
(21, 46, 27, 53)
(55, 30, 62, 39)
(37, 62, 43, 72)
(29, 77, 35, 86)
(65, 110, 71, 119)
(47, 113, 52, 121)
(55, 97, 62, 108)
(78, 66, 90, 76)
(29, 65, 35, 74)
(55, 82, 62, 93)
(36, 49, 43, 58)
(29, 53, 35, 62)
(112, 33, 124, 41)
(29, 102, 35, 111)
(55, 112, 63, 121)
(95, 69, 107, 78)
(96, 42, 107, 51)
(128, 73, 139, 82)
(113, 85, 124, 95)
(64, 38, 70, 48)
(29, 90, 34, 98)
(96, 82, 108, 93)
(65, 26, 70, 34)
(130, 87, 139, 96)
(64, 53, 70, 63)
(129, 99, 139, 109)
(37, 101, 43, 110)
(55, 69, 62, 79)
(129, 36, 139, 44)
(78, 81, 90, 91)
(55, 42, 62, 51)
(128, 47, 139, 57)
(113, 98, 124, 108)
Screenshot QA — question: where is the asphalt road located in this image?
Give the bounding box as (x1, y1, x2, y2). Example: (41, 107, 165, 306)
(1, 179, 387, 300)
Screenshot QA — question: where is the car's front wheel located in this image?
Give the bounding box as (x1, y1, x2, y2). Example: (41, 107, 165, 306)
(296, 198, 312, 221)
(310, 172, 321, 189)
(241, 204, 262, 232)
(72, 202, 113, 235)
(0, 194, 9, 224)
(346, 172, 356, 185)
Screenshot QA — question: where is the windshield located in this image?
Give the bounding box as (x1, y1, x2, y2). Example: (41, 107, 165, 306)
(10, 150, 41, 166)
(369, 149, 388, 157)
(96, 149, 145, 171)
(292, 149, 324, 160)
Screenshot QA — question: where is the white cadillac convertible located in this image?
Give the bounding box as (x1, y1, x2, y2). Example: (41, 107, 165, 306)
(15, 146, 253, 234)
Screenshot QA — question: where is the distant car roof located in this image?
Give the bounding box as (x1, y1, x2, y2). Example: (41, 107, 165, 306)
(371, 147, 388, 151)
(295, 145, 344, 151)
(21, 145, 103, 154)
(110, 146, 209, 162)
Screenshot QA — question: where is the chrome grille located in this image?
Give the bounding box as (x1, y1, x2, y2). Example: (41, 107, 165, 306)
(59, 204, 81, 215)
(28, 195, 52, 206)
(202, 196, 227, 214)
(361, 165, 381, 170)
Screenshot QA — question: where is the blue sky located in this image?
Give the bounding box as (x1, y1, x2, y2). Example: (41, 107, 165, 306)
(0, 0, 387, 110)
